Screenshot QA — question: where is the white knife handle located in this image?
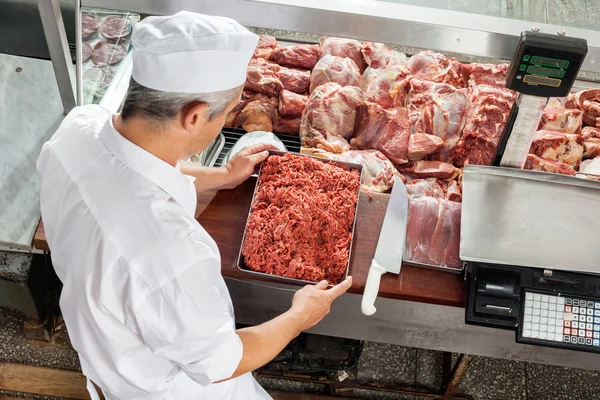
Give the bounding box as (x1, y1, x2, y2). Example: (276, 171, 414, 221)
(361, 260, 387, 316)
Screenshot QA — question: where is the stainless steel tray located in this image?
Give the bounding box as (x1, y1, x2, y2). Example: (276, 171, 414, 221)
(202, 133, 225, 167)
(237, 150, 363, 286)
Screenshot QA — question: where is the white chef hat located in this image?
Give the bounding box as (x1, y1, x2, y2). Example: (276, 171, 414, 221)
(131, 11, 258, 94)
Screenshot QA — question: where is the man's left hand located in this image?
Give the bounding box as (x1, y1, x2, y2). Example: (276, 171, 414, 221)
(222, 143, 278, 189)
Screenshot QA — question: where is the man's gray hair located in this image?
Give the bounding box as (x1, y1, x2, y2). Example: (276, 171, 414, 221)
(120, 78, 242, 123)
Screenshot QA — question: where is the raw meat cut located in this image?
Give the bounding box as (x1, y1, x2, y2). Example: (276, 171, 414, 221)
(406, 178, 447, 199)
(408, 52, 466, 87)
(245, 59, 283, 97)
(241, 153, 360, 283)
(400, 161, 459, 180)
(404, 196, 462, 270)
(352, 103, 411, 164)
(446, 180, 462, 202)
(225, 90, 257, 127)
(361, 42, 408, 69)
(408, 133, 444, 161)
(277, 67, 310, 94)
(530, 130, 584, 168)
(83, 65, 115, 99)
(320, 37, 366, 72)
(463, 63, 509, 87)
(453, 84, 516, 167)
(361, 67, 409, 108)
(300, 82, 365, 153)
(279, 89, 308, 117)
(583, 127, 600, 158)
(100, 15, 131, 40)
(305, 148, 403, 192)
(309, 54, 361, 93)
(524, 154, 576, 175)
(539, 104, 583, 134)
(568, 89, 600, 127)
(82, 42, 92, 63)
(234, 95, 278, 132)
(91, 41, 126, 65)
(407, 79, 470, 162)
(274, 116, 301, 135)
(254, 35, 278, 60)
(81, 13, 99, 39)
(271, 44, 320, 69)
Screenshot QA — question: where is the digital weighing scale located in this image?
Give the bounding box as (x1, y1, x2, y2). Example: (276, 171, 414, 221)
(462, 31, 600, 354)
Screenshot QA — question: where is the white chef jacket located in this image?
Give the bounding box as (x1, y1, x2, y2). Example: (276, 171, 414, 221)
(37, 105, 271, 400)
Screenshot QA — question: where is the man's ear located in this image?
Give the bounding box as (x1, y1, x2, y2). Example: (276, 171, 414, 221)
(181, 101, 209, 133)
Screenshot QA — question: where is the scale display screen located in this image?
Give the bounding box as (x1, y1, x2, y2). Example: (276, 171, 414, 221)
(530, 56, 570, 69)
(526, 65, 565, 78)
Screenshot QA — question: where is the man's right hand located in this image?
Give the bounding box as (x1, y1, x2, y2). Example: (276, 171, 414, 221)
(290, 276, 353, 331)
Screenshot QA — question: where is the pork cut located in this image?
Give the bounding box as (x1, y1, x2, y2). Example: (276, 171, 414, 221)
(309, 55, 361, 93)
(404, 196, 462, 270)
(407, 79, 470, 162)
(400, 161, 459, 180)
(300, 82, 365, 153)
(277, 67, 310, 94)
(352, 102, 411, 164)
(242, 153, 360, 284)
(274, 116, 301, 135)
(320, 37, 366, 72)
(524, 154, 576, 175)
(463, 63, 509, 87)
(408, 133, 444, 161)
(81, 13, 99, 39)
(361, 42, 408, 69)
(408, 52, 466, 87)
(91, 41, 126, 65)
(361, 66, 409, 108)
(245, 59, 283, 97)
(304, 148, 404, 193)
(82, 42, 93, 63)
(539, 104, 583, 134)
(100, 15, 131, 40)
(271, 44, 320, 69)
(583, 127, 600, 158)
(279, 89, 308, 117)
(405, 178, 447, 199)
(530, 130, 584, 168)
(254, 35, 278, 60)
(234, 95, 278, 132)
(446, 180, 463, 202)
(568, 89, 600, 127)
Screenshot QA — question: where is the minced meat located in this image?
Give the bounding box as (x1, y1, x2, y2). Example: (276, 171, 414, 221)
(241, 153, 360, 284)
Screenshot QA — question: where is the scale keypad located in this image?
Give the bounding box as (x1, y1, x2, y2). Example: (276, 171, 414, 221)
(521, 292, 600, 347)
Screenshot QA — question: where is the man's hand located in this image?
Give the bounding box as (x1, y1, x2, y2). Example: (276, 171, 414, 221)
(222, 144, 278, 189)
(289, 276, 353, 331)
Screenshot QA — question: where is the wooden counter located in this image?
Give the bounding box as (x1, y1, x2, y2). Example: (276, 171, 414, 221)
(33, 179, 465, 308)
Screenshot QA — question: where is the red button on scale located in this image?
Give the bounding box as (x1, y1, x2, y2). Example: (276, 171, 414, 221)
(587, 331, 593, 338)
(565, 321, 571, 327)
(565, 306, 572, 312)
(572, 328, 579, 335)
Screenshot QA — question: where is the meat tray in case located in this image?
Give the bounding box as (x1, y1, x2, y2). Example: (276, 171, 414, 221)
(237, 150, 363, 286)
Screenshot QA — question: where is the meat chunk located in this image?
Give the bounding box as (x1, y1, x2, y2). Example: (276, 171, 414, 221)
(406, 178, 447, 199)
(245, 59, 283, 96)
(277, 67, 310, 94)
(253, 35, 278, 60)
(278, 89, 308, 117)
(274, 116, 301, 135)
(234, 95, 278, 132)
(361, 42, 408, 69)
(320, 37, 366, 72)
(400, 161, 459, 180)
(407, 79, 470, 162)
(271, 44, 320, 69)
(300, 82, 365, 153)
(309, 55, 361, 93)
(446, 180, 462, 202)
(352, 103, 411, 164)
(530, 130, 584, 168)
(305, 148, 403, 192)
(361, 66, 409, 108)
(524, 154, 576, 175)
(242, 153, 360, 284)
(404, 196, 462, 270)
(539, 105, 583, 134)
(464, 63, 509, 87)
(408, 52, 466, 87)
(569, 89, 600, 127)
(408, 133, 444, 161)
(453, 133, 497, 167)
(582, 127, 600, 158)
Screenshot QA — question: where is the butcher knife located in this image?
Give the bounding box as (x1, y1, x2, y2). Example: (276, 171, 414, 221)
(361, 176, 409, 316)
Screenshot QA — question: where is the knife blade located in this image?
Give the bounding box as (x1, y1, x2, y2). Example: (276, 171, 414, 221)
(361, 176, 409, 316)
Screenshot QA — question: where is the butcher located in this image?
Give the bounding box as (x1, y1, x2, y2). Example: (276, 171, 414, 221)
(37, 11, 352, 400)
